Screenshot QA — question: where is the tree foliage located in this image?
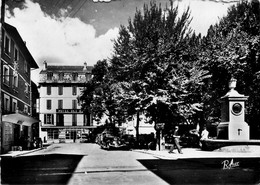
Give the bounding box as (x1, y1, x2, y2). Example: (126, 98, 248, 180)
(201, 0, 260, 135)
(80, 0, 260, 139)
(109, 0, 209, 128)
(79, 59, 128, 125)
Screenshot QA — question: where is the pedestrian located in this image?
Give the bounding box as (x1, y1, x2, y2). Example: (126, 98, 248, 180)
(200, 126, 209, 144)
(199, 126, 209, 149)
(33, 137, 37, 148)
(26, 136, 31, 150)
(168, 126, 183, 154)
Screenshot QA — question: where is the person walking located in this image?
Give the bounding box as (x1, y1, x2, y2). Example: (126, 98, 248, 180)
(169, 126, 183, 154)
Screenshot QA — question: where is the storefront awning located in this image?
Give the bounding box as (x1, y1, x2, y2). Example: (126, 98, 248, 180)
(2, 113, 40, 126)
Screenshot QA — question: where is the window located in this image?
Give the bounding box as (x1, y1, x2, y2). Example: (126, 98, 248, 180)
(72, 100, 77, 109)
(24, 105, 28, 114)
(25, 83, 29, 96)
(47, 100, 52, 110)
(13, 74, 18, 88)
(25, 83, 28, 93)
(3, 66, 9, 85)
(72, 73, 78, 81)
(58, 100, 63, 109)
(58, 86, 63, 95)
(56, 114, 64, 126)
(58, 73, 64, 80)
(72, 114, 77, 126)
(47, 86, 51, 95)
(14, 46, 19, 61)
(4, 95, 10, 112)
(47, 72, 53, 80)
(12, 99, 17, 113)
(4, 34, 11, 54)
(44, 114, 54, 124)
(72, 86, 77, 95)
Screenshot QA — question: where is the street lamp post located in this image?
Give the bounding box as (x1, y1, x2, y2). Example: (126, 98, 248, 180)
(135, 107, 140, 147)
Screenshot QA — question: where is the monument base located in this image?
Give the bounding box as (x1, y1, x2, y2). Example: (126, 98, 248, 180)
(201, 139, 260, 151)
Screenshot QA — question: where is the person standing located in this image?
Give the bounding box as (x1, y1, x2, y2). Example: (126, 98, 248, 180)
(200, 126, 209, 141)
(169, 126, 183, 154)
(200, 126, 209, 148)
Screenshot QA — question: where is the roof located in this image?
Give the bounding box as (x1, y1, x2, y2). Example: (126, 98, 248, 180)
(3, 23, 39, 69)
(40, 65, 93, 73)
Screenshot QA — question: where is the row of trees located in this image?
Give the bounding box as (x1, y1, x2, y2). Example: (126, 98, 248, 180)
(79, 0, 260, 138)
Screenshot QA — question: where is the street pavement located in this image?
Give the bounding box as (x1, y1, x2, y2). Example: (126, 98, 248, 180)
(1, 143, 260, 185)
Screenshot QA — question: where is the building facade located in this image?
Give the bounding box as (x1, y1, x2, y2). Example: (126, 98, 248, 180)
(38, 62, 95, 143)
(1, 23, 39, 153)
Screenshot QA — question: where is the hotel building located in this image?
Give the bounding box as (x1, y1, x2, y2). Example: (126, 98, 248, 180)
(38, 62, 95, 143)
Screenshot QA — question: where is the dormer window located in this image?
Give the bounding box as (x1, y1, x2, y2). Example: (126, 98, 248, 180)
(47, 72, 53, 80)
(59, 73, 64, 80)
(72, 73, 78, 81)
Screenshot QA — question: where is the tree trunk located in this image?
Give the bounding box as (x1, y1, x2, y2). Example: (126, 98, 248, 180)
(135, 111, 140, 147)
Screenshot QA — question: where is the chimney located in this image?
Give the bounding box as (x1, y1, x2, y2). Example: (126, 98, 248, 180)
(43, 61, 47, 70)
(83, 62, 87, 71)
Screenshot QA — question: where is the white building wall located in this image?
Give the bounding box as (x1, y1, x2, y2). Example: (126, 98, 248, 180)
(64, 115, 72, 126)
(39, 86, 84, 126)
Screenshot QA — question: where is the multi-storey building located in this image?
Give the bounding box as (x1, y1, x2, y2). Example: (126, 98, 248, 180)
(1, 23, 39, 153)
(38, 62, 95, 143)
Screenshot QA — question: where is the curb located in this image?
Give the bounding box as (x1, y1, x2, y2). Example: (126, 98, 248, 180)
(133, 149, 178, 159)
(0, 147, 47, 158)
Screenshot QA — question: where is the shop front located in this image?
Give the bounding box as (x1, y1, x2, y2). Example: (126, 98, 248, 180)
(40, 126, 96, 144)
(2, 113, 40, 153)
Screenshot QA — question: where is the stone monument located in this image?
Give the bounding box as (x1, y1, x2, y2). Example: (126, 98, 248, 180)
(217, 78, 250, 141)
(201, 78, 260, 151)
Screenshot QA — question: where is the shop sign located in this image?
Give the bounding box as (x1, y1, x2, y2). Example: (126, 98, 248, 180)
(56, 109, 83, 114)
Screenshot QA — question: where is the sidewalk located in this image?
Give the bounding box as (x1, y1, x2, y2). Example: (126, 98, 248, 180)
(134, 146, 260, 159)
(0, 147, 46, 158)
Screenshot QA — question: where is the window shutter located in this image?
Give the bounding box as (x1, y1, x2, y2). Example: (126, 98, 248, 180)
(52, 114, 54, 124)
(44, 114, 46, 124)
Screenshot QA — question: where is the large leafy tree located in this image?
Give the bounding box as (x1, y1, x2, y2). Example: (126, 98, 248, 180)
(201, 0, 260, 137)
(79, 59, 127, 126)
(110, 0, 209, 131)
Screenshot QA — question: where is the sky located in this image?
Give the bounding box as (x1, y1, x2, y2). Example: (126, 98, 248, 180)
(4, 0, 239, 83)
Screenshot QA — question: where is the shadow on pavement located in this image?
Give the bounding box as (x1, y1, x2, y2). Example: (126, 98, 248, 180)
(1, 154, 84, 184)
(138, 157, 260, 184)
